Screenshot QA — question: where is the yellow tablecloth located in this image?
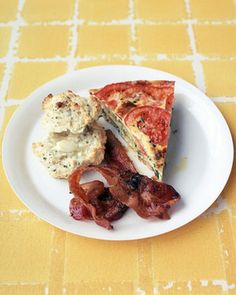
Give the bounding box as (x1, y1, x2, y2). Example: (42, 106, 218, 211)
(0, 1, 236, 294)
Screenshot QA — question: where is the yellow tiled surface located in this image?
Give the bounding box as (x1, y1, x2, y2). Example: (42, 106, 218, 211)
(203, 61, 236, 97)
(190, 0, 236, 20)
(22, 0, 75, 22)
(0, 285, 46, 295)
(215, 103, 236, 148)
(64, 236, 138, 282)
(140, 60, 195, 84)
(76, 58, 133, 70)
(136, 25, 191, 55)
(18, 26, 70, 58)
(0, 0, 236, 294)
(194, 25, 236, 56)
(0, 0, 18, 22)
(135, 0, 187, 20)
(0, 28, 11, 58)
(76, 25, 130, 56)
(0, 64, 5, 86)
(0, 106, 26, 210)
(0, 213, 52, 282)
(0, 106, 17, 155)
(79, 0, 129, 21)
(7, 62, 67, 99)
(152, 216, 225, 281)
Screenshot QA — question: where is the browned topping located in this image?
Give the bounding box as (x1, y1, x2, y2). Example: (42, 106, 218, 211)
(73, 102, 80, 109)
(156, 148, 167, 160)
(56, 101, 65, 108)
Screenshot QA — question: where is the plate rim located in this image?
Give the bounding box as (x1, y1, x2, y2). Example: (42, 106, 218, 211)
(2, 64, 234, 241)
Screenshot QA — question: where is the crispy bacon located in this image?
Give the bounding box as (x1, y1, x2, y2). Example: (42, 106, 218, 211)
(109, 171, 180, 219)
(69, 167, 128, 230)
(69, 130, 180, 229)
(70, 180, 104, 221)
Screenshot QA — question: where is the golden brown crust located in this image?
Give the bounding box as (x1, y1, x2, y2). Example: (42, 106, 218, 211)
(42, 91, 101, 134)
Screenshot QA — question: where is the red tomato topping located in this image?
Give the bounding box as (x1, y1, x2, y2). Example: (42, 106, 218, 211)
(124, 106, 170, 146)
(92, 81, 174, 112)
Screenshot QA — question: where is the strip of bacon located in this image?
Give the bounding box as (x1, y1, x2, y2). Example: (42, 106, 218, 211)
(69, 167, 128, 230)
(69, 130, 180, 229)
(70, 180, 104, 221)
(109, 171, 180, 220)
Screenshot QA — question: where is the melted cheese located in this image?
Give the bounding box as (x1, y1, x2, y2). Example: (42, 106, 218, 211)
(32, 125, 106, 179)
(54, 139, 79, 153)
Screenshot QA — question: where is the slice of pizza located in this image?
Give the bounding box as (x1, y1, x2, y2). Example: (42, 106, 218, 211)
(90, 80, 175, 180)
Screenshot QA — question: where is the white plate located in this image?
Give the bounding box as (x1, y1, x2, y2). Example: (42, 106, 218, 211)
(2, 65, 234, 240)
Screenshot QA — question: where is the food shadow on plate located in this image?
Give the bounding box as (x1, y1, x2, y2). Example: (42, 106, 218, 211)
(164, 93, 209, 199)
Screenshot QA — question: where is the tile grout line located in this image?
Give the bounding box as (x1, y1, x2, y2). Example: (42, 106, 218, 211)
(67, 0, 79, 72)
(1, 54, 236, 64)
(215, 216, 230, 295)
(3, 99, 24, 106)
(224, 204, 236, 277)
(212, 97, 236, 103)
(62, 232, 68, 295)
(48, 228, 66, 295)
(0, 280, 234, 292)
(0, 0, 26, 107)
(184, 0, 206, 93)
(1, 18, 236, 27)
(129, 0, 143, 65)
(0, 209, 30, 217)
(0, 0, 25, 134)
(0, 97, 5, 132)
(0, 282, 46, 287)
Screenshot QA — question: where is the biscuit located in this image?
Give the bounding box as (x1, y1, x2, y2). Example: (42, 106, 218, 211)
(32, 123, 106, 179)
(42, 91, 101, 134)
